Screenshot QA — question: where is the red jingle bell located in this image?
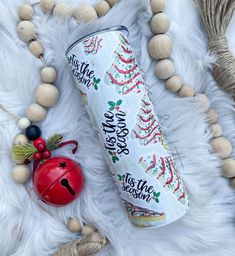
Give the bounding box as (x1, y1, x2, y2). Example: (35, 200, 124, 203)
(33, 156, 84, 206)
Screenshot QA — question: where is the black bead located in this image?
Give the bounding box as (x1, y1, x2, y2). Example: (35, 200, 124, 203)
(25, 125, 41, 140)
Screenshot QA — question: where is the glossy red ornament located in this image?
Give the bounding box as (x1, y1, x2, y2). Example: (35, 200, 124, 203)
(33, 138, 46, 151)
(33, 156, 84, 206)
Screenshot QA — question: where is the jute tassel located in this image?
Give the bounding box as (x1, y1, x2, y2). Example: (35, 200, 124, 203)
(53, 232, 107, 256)
(197, 0, 235, 99)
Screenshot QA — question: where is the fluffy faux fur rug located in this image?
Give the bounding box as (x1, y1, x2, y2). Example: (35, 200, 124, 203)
(0, 0, 235, 255)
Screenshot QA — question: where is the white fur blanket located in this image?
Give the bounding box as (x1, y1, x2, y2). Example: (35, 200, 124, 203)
(0, 0, 235, 255)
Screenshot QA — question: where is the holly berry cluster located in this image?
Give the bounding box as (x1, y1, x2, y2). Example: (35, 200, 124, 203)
(13, 124, 63, 163)
(33, 138, 51, 161)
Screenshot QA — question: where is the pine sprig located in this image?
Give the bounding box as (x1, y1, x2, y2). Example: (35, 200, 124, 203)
(46, 134, 63, 150)
(13, 143, 37, 161)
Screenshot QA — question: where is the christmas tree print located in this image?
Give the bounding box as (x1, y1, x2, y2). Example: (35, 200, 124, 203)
(131, 96, 163, 146)
(139, 155, 187, 205)
(83, 36, 103, 55)
(105, 33, 144, 95)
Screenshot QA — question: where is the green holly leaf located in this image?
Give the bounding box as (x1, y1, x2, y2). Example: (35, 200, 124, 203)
(108, 151, 113, 156)
(156, 192, 161, 197)
(108, 101, 115, 111)
(94, 84, 98, 90)
(118, 174, 122, 181)
(153, 192, 157, 197)
(114, 156, 119, 162)
(122, 174, 125, 179)
(155, 198, 159, 203)
(116, 99, 122, 106)
(96, 78, 101, 84)
(93, 77, 97, 83)
(112, 156, 116, 163)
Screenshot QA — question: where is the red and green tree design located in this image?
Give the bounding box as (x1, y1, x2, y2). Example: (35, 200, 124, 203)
(131, 96, 162, 146)
(105, 33, 144, 95)
(83, 36, 103, 55)
(139, 155, 187, 205)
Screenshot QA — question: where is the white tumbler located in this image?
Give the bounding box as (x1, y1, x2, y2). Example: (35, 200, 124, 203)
(66, 25, 189, 228)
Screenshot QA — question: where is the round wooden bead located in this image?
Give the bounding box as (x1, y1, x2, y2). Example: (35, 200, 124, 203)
(40, 0, 55, 13)
(211, 123, 223, 138)
(222, 158, 235, 178)
(148, 35, 172, 60)
(73, 5, 98, 22)
(151, 13, 170, 34)
(178, 85, 195, 97)
(12, 165, 31, 184)
(165, 75, 182, 92)
(27, 103, 47, 122)
(29, 41, 44, 58)
(151, 0, 165, 14)
(16, 21, 36, 42)
(53, 3, 72, 17)
(155, 59, 174, 80)
(106, 0, 117, 7)
(67, 218, 82, 233)
(41, 67, 57, 83)
(207, 108, 218, 124)
(230, 178, 235, 189)
(18, 118, 31, 130)
(81, 225, 96, 236)
(18, 4, 34, 20)
(95, 1, 111, 16)
(14, 134, 28, 145)
(211, 137, 233, 159)
(35, 83, 59, 108)
(196, 94, 210, 105)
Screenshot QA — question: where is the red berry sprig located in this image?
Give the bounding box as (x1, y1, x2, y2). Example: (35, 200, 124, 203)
(33, 138, 51, 161)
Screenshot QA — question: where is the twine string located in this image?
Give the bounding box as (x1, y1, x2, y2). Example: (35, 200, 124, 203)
(198, 0, 235, 99)
(53, 232, 107, 256)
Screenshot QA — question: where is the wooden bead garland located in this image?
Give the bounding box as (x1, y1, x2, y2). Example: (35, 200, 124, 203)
(14, 134, 28, 145)
(18, 118, 31, 130)
(95, 1, 111, 17)
(150, 13, 170, 34)
(41, 67, 57, 83)
(165, 75, 182, 92)
(211, 123, 223, 138)
(29, 41, 44, 58)
(207, 108, 218, 124)
(35, 83, 59, 107)
(53, 3, 72, 17)
(11, 165, 31, 184)
(106, 0, 117, 7)
(27, 103, 47, 122)
(148, 35, 172, 60)
(81, 225, 96, 236)
(151, 0, 165, 14)
(67, 218, 82, 233)
(149, 0, 234, 184)
(196, 94, 210, 105)
(40, 0, 55, 13)
(73, 5, 97, 22)
(16, 21, 36, 42)
(155, 59, 175, 79)
(222, 158, 235, 178)
(211, 137, 233, 159)
(178, 85, 195, 98)
(18, 4, 34, 20)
